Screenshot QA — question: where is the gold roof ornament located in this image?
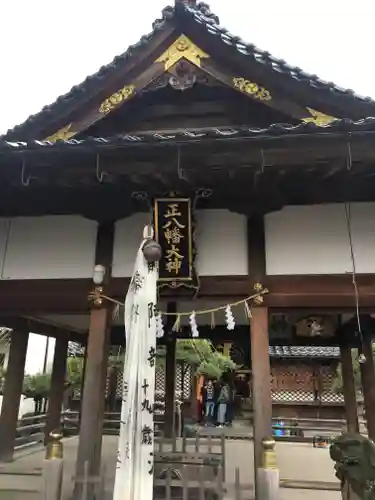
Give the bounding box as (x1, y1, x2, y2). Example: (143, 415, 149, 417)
(44, 123, 75, 143)
(156, 34, 209, 71)
(302, 108, 337, 126)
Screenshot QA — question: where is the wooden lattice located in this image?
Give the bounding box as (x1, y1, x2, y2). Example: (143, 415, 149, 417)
(271, 363, 343, 404)
(319, 367, 344, 403)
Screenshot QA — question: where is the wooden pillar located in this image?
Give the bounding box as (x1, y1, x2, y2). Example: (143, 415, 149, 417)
(164, 302, 177, 438)
(78, 345, 87, 426)
(247, 214, 272, 473)
(72, 221, 114, 500)
(360, 336, 375, 440)
(0, 331, 29, 462)
(190, 373, 199, 420)
(45, 336, 68, 442)
(340, 343, 359, 433)
(250, 307, 272, 472)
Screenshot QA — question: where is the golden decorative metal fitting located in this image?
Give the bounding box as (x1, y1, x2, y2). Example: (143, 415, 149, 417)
(253, 295, 264, 305)
(251, 282, 269, 305)
(44, 123, 75, 143)
(45, 431, 63, 460)
(99, 84, 135, 114)
(262, 437, 277, 469)
(88, 286, 104, 307)
(233, 77, 272, 101)
(156, 34, 209, 71)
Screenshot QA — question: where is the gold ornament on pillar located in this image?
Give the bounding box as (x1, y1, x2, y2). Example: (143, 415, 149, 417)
(45, 431, 63, 459)
(252, 283, 268, 305)
(88, 286, 104, 307)
(88, 264, 107, 307)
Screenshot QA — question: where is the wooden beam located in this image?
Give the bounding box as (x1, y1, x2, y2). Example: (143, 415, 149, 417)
(200, 57, 314, 122)
(265, 275, 375, 308)
(1, 274, 375, 314)
(0, 315, 84, 337)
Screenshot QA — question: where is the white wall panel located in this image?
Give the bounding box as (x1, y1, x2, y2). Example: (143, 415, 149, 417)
(112, 213, 150, 277)
(113, 210, 248, 277)
(0, 216, 97, 279)
(195, 209, 248, 276)
(265, 203, 375, 275)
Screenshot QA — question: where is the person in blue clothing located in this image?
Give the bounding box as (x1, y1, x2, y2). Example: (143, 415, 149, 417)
(216, 381, 230, 428)
(201, 379, 216, 425)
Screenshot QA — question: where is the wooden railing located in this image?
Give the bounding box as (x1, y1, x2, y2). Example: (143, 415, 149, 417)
(61, 409, 182, 438)
(15, 411, 368, 450)
(15, 413, 46, 449)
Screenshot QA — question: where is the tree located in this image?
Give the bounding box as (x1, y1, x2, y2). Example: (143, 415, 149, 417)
(157, 339, 236, 378)
(66, 356, 85, 388)
(196, 351, 236, 379)
(23, 372, 51, 398)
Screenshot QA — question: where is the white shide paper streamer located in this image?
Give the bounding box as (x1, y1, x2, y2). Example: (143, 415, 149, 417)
(113, 227, 158, 500)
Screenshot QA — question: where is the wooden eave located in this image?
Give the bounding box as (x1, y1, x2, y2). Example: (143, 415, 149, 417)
(3, 2, 375, 142)
(1, 121, 375, 219)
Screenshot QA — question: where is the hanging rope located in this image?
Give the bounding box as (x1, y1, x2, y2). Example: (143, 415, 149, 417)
(97, 289, 267, 318)
(344, 202, 365, 361)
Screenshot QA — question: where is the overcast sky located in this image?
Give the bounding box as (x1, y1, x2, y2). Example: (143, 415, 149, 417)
(1, 0, 374, 135)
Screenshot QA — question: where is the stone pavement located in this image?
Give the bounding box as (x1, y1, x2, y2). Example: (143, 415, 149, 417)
(0, 435, 341, 499)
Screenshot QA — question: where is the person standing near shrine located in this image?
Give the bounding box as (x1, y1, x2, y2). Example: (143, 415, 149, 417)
(216, 381, 230, 428)
(201, 379, 216, 425)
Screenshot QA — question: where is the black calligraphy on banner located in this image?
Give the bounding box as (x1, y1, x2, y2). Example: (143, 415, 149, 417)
(130, 271, 144, 293)
(141, 378, 149, 396)
(131, 304, 140, 323)
(141, 398, 153, 414)
(154, 198, 193, 282)
(148, 302, 156, 328)
(141, 425, 153, 445)
(147, 347, 156, 367)
(122, 381, 129, 403)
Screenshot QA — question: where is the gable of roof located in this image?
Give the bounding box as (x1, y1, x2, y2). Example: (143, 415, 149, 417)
(3, 1, 375, 142)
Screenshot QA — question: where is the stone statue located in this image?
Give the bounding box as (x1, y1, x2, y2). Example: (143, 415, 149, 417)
(330, 433, 375, 499)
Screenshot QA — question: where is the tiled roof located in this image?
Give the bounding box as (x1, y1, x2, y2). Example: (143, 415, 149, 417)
(1, 118, 375, 154)
(183, 3, 374, 104)
(269, 345, 340, 358)
(68, 341, 84, 357)
(2, 1, 374, 141)
(0, 7, 174, 141)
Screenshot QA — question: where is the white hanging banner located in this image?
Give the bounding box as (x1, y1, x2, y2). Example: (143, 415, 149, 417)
(113, 228, 158, 500)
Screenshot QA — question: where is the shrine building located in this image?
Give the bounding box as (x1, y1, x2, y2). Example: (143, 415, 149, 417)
(0, 1, 375, 497)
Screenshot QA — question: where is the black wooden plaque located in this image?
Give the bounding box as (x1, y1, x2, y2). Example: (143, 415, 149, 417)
(154, 198, 193, 282)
